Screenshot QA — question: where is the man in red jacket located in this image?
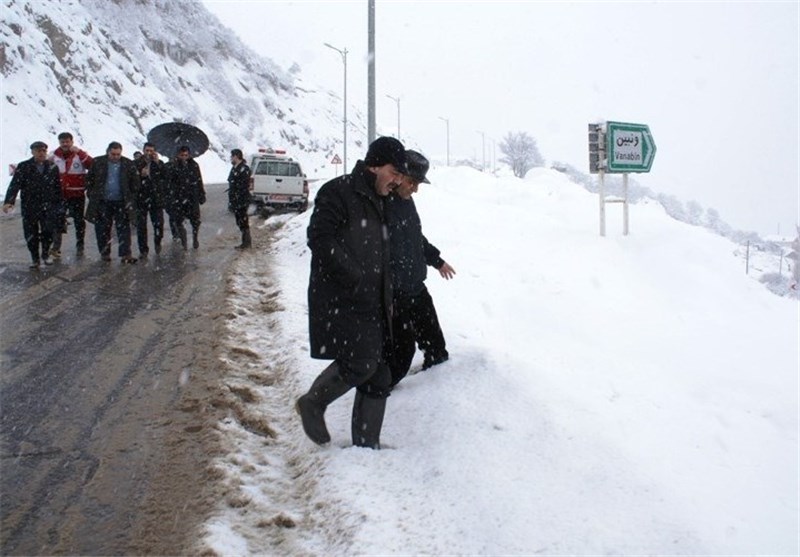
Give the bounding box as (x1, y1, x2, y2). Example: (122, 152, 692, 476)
(50, 131, 92, 257)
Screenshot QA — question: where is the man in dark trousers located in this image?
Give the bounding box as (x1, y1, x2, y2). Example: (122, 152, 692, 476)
(296, 136, 408, 449)
(227, 149, 252, 250)
(165, 146, 205, 250)
(50, 131, 92, 257)
(386, 150, 455, 387)
(2, 141, 62, 269)
(84, 141, 140, 264)
(134, 142, 166, 257)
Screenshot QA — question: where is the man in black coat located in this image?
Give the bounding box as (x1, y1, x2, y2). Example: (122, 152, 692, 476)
(134, 142, 166, 256)
(165, 146, 205, 250)
(84, 141, 140, 264)
(297, 136, 408, 449)
(385, 150, 455, 387)
(2, 141, 62, 269)
(227, 149, 252, 249)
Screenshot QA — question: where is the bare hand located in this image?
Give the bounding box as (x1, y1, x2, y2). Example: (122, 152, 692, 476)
(70, 146, 79, 153)
(2, 203, 13, 214)
(438, 261, 456, 280)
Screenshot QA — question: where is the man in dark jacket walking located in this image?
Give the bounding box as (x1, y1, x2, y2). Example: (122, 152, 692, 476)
(296, 136, 408, 449)
(165, 146, 205, 250)
(2, 141, 62, 269)
(227, 149, 252, 249)
(134, 142, 166, 257)
(84, 141, 140, 264)
(385, 150, 455, 387)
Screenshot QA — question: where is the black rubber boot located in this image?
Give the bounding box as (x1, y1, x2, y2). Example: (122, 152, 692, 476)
(351, 391, 386, 449)
(296, 363, 351, 445)
(235, 230, 251, 250)
(178, 226, 188, 250)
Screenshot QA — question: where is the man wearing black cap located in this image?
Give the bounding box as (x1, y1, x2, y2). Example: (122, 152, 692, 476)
(297, 136, 408, 449)
(2, 141, 62, 269)
(227, 148, 252, 250)
(385, 150, 455, 387)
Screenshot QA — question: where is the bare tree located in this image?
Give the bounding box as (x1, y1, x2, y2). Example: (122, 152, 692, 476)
(499, 131, 544, 178)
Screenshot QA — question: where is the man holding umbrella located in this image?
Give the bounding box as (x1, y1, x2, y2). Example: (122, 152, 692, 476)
(165, 145, 205, 250)
(147, 123, 209, 251)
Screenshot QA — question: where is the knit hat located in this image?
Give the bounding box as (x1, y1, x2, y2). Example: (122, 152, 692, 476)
(405, 150, 431, 184)
(364, 136, 408, 175)
(29, 141, 47, 150)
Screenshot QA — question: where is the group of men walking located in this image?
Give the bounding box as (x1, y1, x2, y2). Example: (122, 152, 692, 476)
(2, 134, 208, 267)
(297, 136, 454, 450)
(4, 132, 452, 451)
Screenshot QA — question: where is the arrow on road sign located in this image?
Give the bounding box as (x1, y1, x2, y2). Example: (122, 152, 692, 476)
(606, 121, 657, 173)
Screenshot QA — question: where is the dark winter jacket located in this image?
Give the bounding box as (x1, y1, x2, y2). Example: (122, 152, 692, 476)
(134, 156, 166, 209)
(84, 155, 140, 223)
(3, 158, 62, 219)
(385, 193, 445, 297)
(227, 161, 251, 210)
(164, 158, 205, 216)
(307, 160, 393, 361)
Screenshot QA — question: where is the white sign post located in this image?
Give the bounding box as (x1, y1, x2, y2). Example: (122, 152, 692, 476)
(331, 154, 342, 176)
(588, 121, 657, 236)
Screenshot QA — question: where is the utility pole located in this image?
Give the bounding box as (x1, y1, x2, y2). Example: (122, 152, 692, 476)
(477, 130, 486, 171)
(386, 95, 400, 140)
(438, 116, 450, 166)
(367, 0, 376, 143)
(324, 42, 348, 172)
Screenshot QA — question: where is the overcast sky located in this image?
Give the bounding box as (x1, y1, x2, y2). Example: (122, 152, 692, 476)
(202, 0, 799, 237)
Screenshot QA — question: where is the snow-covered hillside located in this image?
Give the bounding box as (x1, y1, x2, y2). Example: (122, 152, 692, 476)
(202, 166, 798, 555)
(1, 0, 350, 181)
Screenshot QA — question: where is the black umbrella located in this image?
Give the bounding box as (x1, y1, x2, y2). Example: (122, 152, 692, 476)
(146, 122, 210, 158)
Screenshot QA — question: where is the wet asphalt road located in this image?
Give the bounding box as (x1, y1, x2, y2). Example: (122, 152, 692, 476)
(0, 184, 244, 555)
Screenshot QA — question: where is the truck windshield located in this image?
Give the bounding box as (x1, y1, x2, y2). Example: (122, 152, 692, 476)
(254, 161, 301, 177)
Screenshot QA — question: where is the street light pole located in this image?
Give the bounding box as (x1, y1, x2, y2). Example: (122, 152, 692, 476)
(477, 130, 486, 171)
(324, 42, 348, 172)
(386, 94, 400, 140)
(367, 0, 376, 143)
(438, 116, 450, 166)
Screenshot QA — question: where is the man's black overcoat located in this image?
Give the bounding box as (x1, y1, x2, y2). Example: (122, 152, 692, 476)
(307, 160, 392, 361)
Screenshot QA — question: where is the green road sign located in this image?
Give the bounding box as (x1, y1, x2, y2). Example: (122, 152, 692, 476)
(606, 121, 656, 173)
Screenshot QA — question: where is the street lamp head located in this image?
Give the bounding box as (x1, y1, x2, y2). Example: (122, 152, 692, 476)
(324, 42, 347, 58)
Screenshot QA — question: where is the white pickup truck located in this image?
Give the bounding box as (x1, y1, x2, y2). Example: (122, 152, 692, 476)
(249, 149, 309, 213)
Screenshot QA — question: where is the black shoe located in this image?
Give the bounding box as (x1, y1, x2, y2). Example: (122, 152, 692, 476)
(422, 352, 449, 370)
(121, 256, 138, 265)
(29, 260, 40, 270)
(101, 253, 112, 262)
(154, 242, 162, 255)
(139, 249, 149, 258)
